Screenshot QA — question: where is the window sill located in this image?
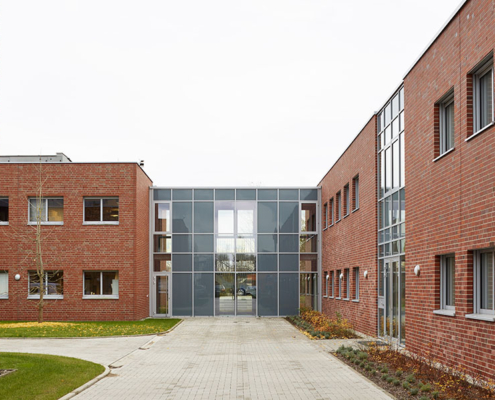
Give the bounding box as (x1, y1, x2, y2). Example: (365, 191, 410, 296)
(0, 222, 9, 226)
(465, 313, 495, 322)
(328, 296, 334, 299)
(432, 147, 455, 163)
(352, 207, 359, 213)
(27, 295, 63, 300)
(28, 222, 63, 226)
(336, 297, 341, 300)
(466, 121, 495, 142)
(0, 296, 8, 300)
(335, 219, 341, 224)
(352, 299, 359, 303)
(343, 298, 350, 301)
(83, 295, 119, 300)
(83, 222, 119, 225)
(433, 309, 456, 317)
(343, 214, 349, 219)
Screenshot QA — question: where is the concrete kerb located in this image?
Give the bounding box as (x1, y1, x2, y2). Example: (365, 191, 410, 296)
(59, 366, 111, 400)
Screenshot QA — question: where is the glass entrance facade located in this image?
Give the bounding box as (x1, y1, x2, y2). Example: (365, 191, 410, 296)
(150, 188, 320, 317)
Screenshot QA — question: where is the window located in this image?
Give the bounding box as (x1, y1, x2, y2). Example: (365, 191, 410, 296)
(438, 90, 455, 155)
(84, 198, 119, 224)
(83, 271, 119, 298)
(324, 271, 328, 297)
(344, 268, 350, 299)
(28, 198, 63, 224)
(330, 271, 334, 298)
(440, 255, 455, 311)
(323, 203, 328, 229)
(353, 267, 360, 300)
(336, 191, 341, 222)
(470, 250, 495, 318)
(28, 271, 63, 298)
(472, 56, 493, 134)
(329, 198, 334, 226)
(352, 176, 359, 210)
(0, 271, 7, 298)
(343, 184, 350, 216)
(337, 269, 341, 298)
(0, 198, 8, 224)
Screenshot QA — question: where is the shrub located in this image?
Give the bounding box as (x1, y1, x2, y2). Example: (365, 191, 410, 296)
(410, 388, 419, 395)
(406, 374, 416, 384)
(358, 352, 368, 361)
(393, 379, 400, 386)
(395, 369, 403, 377)
(371, 370, 377, 376)
(420, 383, 431, 393)
(431, 392, 439, 399)
(380, 366, 388, 374)
(381, 374, 388, 381)
(402, 381, 410, 390)
(386, 376, 394, 383)
(359, 362, 365, 368)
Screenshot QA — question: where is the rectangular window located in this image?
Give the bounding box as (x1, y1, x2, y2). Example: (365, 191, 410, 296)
(352, 176, 359, 210)
(28, 271, 63, 298)
(323, 271, 328, 297)
(323, 203, 328, 229)
(329, 198, 334, 226)
(336, 191, 341, 222)
(438, 90, 455, 154)
(473, 250, 494, 316)
(84, 198, 119, 224)
(29, 198, 64, 224)
(472, 56, 494, 134)
(353, 267, 360, 300)
(337, 269, 341, 298)
(441, 255, 455, 310)
(0, 198, 8, 224)
(0, 271, 8, 298)
(343, 184, 350, 217)
(330, 271, 334, 298)
(344, 268, 350, 299)
(83, 271, 119, 298)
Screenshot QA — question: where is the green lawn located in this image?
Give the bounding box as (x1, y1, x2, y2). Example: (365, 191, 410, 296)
(0, 319, 181, 338)
(0, 353, 104, 400)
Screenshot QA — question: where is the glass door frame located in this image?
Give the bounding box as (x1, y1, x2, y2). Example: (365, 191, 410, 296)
(152, 272, 171, 317)
(378, 256, 402, 342)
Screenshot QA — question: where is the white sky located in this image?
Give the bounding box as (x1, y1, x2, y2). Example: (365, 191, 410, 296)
(0, 0, 461, 187)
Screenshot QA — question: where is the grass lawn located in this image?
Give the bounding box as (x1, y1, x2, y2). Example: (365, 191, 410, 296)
(0, 352, 104, 400)
(0, 319, 181, 338)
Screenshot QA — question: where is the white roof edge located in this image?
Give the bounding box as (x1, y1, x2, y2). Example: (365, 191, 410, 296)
(403, 0, 469, 79)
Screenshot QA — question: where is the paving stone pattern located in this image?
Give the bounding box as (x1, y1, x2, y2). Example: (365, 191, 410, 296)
(76, 318, 391, 400)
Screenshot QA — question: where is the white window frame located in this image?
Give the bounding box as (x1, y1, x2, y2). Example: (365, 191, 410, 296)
(28, 197, 64, 225)
(28, 271, 64, 299)
(0, 197, 8, 225)
(441, 254, 455, 311)
(472, 56, 494, 134)
(83, 197, 119, 225)
(83, 271, 119, 299)
(0, 271, 8, 299)
(439, 90, 455, 155)
(475, 250, 495, 315)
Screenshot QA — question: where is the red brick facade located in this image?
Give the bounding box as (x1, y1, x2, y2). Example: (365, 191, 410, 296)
(319, 116, 378, 337)
(0, 162, 152, 321)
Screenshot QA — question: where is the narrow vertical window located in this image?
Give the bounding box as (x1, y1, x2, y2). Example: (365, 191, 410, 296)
(0, 271, 8, 298)
(324, 271, 328, 297)
(437, 89, 455, 155)
(337, 270, 342, 298)
(472, 56, 494, 134)
(336, 191, 341, 221)
(344, 184, 350, 217)
(330, 271, 334, 297)
(329, 198, 334, 226)
(323, 203, 328, 229)
(352, 176, 359, 210)
(441, 255, 455, 310)
(354, 267, 360, 300)
(0, 198, 8, 224)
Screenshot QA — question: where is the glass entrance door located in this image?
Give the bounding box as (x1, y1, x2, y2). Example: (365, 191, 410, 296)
(215, 273, 257, 316)
(154, 274, 170, 316)
(379, 257, 405, 343)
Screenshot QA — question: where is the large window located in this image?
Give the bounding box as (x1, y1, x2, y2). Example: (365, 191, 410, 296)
(0, 198, 8, 224)
(0, 271, 7, 298)
(472, 56, 494, 134)
(441, 255, 455, 311)
(84, 271, 119, 298)
(471, 250, 494, 317)
(84, 198, 119, 224)
(29, 198, 63, 224)
(28, 271, 63, 298)
(438, 90, 455, 155)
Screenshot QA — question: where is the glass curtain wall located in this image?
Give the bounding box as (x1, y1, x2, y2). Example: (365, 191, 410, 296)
(151, 188, 320, 317)
(377, 86, 406, 344)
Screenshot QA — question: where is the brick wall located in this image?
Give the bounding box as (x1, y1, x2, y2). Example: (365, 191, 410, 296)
(0, 163, 152, 321)
(318, 116, 378, 337)
(404, 0, 495, 380)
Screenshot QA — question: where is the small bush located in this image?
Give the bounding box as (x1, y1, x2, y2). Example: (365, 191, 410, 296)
(358, 352, 368, 361)
(393, 379, 400, 386)
(395, 369, 403, 377)
(406, 374, 416, 384)
(410, 388, 419, 396)
(381, 374, 388, 381)
(380, 366, 388, 374)
(431, 392, 439, 399)
(371, 370, 377, 376)
(420, 383, 431, 393)
(402, 381, 410, 390)
(354, 359, 359, 365)
(365, 365, 371, 372)
(359, 362, 365, 368)
(386, 376, 394, 383)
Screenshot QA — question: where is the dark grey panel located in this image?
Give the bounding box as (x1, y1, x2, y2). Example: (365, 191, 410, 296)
(279, 273, 299, 315)
(194, 202, 214, 233)
(279, 254, 299, 272)
(257, 234, 277, 253)
(215, 189, 235, 200)
(153, 189, 171, 201)
(172, 254, 192, 271)
(194, 273, 214, 316)
(173, 202, 192, 233)
(172, 273, 192, 316)
(172, 235, 192, 252)
(258, 189, 277, 200)
(279, 202, 298, 233)
(300, 189, 318, 201)
(194, 234, 214, 252)
(258, 273, 278, 316)
(236, 189, 256, 200)
(279, 234, 299, 252)
(258, 202, 277, 233)
(194, 189, 214, 201)
(194, 254, 214, 271)
(258, 254, 277, 271)
(279, 189, 298, 200)
(172, 189, 192, 201)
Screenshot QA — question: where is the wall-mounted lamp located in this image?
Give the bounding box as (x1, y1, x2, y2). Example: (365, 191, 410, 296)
(339, 273, 344, 280)
(414, 265, 421, 276)
(363, 270, 368, 279)
(15, 274, 21, 281)
(326, 274, 329, 280)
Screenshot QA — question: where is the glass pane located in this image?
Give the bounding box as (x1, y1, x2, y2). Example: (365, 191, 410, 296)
(102, 272, 118, 295)
(102, 199, 119, 222)
(300, 189, 317, 201)
(258, 254, 277, 271)
(392, 191, 399, 225)
(215, 273, 235, 315)
(299, 235, 317, 253)
(172, 235, 192, 252)
(155, 203, 170, 232)
(258, 202, 278, 233)
(279, 254, 299, 272)
(400, 133, 405, 186)
(172, 202, 192, 233)
(300, 254, 317, 271)
(154, 254, 172, 272)
(215, 189, 235, 200)
(280, 234, 299, 252)
(215, 254, 235, 272)
(84, 199, 100, 222)
(400, 256, 406, 343)
(0, 272, 8, 296)
(216, 202, 235, 234)
(236, 254, 256, 272)
(385, 147, 392, 192)
(194, 202, 214, 233)
(378, 259, 384, 296)
(216, 238, 235, 253)
(279, 202, 298, 233)
(236, 273, 256, 316)
(258, 273, 277, 316)
(385, 103, 391, 126)
(480, 71, 493, 128)
(301, 203, 317, 232)
(279, 274, 299, 315)
(279, 189, 298, 200)
(393, 140, 400, 189)
(392, 261, 399, 338)
(84, 272, 101, 295)
(480, 252, 494, 310)
(236, 237, 255, 253)
(445, 101, 455, 151)
(172, 254, 192, 272)
(194, 273, 214, 316)
(156, 276, 169, 314)
(153, 189, 171, 201)
(172, 189, 192, 200)
(392, 94, 399, 119)
(237, 201, 255, 234)
(378, 308, 385, 337)
(236, 189, 256, 200)
(400, 111, 405, 132)
(194, 189, 213, 200)
(258, 189, 277, 200)
(445, 256, 455, 306)
(380, 151, 385, 198)
(400, 189, 406, 222)
(257, 234, 277, 252)
(0, 199, 8, 222)
(48, 199, 63, 222)
(194, 254, 214, 271)
(392, 117, 399, 139)
(194, 234, 214, 252)
(30, 199, 47, 222)
(172, 273, 192, 316)
(154, 235, 171, 253)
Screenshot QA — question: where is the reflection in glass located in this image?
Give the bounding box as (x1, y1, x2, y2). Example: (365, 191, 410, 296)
(480, 252, 494, 310)
(258, 189, 277, 200)
(236, 273, 256, 316)
(279, 273, 299, 315)
(215, 273, 235, 315)
(154, 254, 171, 272)
(194, 189, 214, 200)
(400, 256, 406, 343)
(258, 254, 277, 271)
(279, 254, 298, 272)
(172, 273, 192, 316)
(279, 202, 299, 233)
(172, 235, 192, 252)
(257, 234, 277, 252)
(194, 273, 214, 316)
(155, 203, 170, 232)
(300, 254, 317, 271)
(279, 189, 298, 200)
(154, 235, 171, 253)
(215, 254, 235, 272)
(194, 234, 214, 252)
(236, 254, 256, 272)
(279, 234, 299, 252)
(236, 237, 255, 253)
(172, 202, 192, 233)
(258, 274, 277, 316)
(301, 203, 317, 232)
(299, 235, 317, 253)
(194, 254, 214, 271)
(156, 275, 169, 314)
(258, 202, 277, 233)
(172, 189, 192, 200)
(194, 202, 214, 233)
(172, 254, 192, 272)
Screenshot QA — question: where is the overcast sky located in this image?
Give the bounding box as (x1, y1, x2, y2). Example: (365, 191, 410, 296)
(0, 0, 461, 187)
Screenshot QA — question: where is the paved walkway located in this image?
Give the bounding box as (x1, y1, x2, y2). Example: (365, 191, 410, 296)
(0, 318, 392, 399)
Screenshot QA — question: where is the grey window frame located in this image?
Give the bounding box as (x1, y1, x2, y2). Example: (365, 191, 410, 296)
(27, 270, 64, 299)
(344, 268, 350, 300)
(329, 198, 334, 226)
(323, 271, 328, 297)
(353, 267, 359, 301)
(337, 269, 342, 299)
(323, 202, 328, 229)
(343, 184, 350, 217)
(0, 197, 8, 225)
(336, 191, 341, 222)
(440, 254, 455, 311)
(83, 271, 119, 299)
(83, 197, 119, 225)
(472, 57, 494, 134)
(0, 271, 8, 299)
(28, 197, 64, 225)
(473, 249, 495, 316)
(329, 271, 334, 298)
(352, 176, 359, 211)
(438, 90, 455, 155)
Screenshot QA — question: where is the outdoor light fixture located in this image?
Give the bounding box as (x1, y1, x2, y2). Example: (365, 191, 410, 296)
(363, 270, 368, 279)
(339, 273, 343, 280)
(14, 274, 21, 281)
(326, 274, 329, 280)
(414, 265, 421, 276)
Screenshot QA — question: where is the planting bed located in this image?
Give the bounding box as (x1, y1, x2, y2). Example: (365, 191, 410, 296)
(286, 309, 358, 339)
